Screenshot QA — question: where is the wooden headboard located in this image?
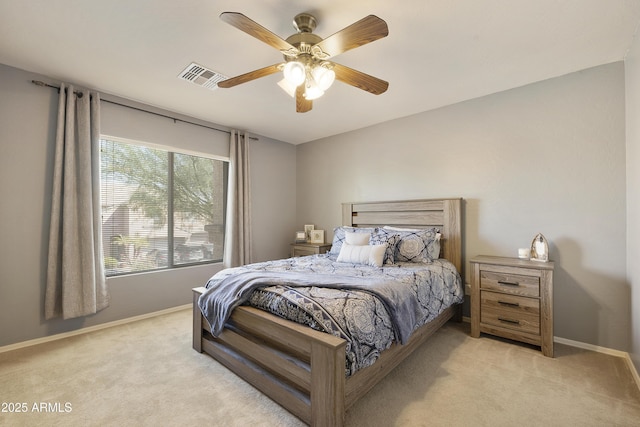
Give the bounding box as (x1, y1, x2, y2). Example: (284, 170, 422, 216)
(342, 198, 463, 273)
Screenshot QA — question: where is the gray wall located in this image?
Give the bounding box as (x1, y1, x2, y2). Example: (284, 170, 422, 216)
(625, 35, 640, 372)
(0, 63, 296, 347)
(296, 63, 629, 351)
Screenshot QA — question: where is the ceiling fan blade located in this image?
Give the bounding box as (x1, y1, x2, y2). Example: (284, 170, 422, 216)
(312, 15, 388, 59)
(220, 12, 298, 54)
(332, 63, 388, 95)
(296, 85, 312, 113)
(217, 64, 282, 88)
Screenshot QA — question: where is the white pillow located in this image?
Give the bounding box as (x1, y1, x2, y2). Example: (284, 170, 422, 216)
(345, 231, 371, 246)
(337, 243, 386, 267)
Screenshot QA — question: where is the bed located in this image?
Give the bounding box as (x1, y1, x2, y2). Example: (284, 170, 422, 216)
(192, 198, 463, 426)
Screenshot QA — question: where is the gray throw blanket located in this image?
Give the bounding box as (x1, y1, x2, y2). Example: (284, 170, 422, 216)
(198, 270, 421, 344)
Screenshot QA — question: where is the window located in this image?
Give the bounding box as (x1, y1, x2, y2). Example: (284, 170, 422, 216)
(100, 138, 227, 276)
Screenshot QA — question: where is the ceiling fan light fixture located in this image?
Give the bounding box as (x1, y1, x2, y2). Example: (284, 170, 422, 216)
(218, 12, 389, 112)
(283, 61, 306, 86)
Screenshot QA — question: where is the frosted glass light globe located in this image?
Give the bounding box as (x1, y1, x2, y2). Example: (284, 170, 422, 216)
(312, 66, 335, 91)
(283, 61, 305, 86)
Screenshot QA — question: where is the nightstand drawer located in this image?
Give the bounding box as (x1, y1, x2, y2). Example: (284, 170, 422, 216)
(481, 293, 540, 335)
(480, 271, 539, 297)
(480, 291, 540, 317)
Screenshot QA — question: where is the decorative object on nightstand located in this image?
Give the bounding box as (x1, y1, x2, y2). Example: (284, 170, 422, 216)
(295, 231, 307, 243)
(304, 224, 315, 241)
(470, 255, 555, 357)
(290, 242, 332, 257)
(530, 233, 549, 262)
(309, 229, 325, 244)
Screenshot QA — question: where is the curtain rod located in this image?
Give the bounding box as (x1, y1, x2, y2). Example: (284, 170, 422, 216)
(30, 79, 251, 138)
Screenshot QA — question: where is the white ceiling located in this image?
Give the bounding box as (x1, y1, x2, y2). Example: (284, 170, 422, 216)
(1, 0, 639, 145)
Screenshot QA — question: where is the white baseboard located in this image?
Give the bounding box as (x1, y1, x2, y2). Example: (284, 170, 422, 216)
(0, 304, 191, 354)
(553, 336, 628, 357)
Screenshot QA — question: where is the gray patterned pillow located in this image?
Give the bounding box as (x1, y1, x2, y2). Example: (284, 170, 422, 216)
(329, 226, 377, 255)
(380, 227, 441, 263)
(370, 230, 400, 265)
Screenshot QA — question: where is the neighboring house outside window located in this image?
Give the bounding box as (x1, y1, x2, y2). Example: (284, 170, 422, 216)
(100, 137, 227, 276)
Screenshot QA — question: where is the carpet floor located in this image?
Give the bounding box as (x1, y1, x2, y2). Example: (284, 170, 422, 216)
(1, 308, 639, 426)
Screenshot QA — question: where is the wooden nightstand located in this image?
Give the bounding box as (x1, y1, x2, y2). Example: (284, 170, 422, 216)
(470, 255, 555, 357)
(290, 242, 332, 257)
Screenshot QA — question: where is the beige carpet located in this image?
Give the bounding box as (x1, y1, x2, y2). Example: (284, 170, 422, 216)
(1, 308, 639, 427)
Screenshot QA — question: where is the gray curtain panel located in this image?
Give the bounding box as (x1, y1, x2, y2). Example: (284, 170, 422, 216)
(223, 130, 252, 268)
(45, 83, 109, 320)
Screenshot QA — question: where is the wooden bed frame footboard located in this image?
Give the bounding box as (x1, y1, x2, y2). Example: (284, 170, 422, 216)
(193, 288, 347, 426)
(192, 198, 463, 426)
(193, 288, 457, 426)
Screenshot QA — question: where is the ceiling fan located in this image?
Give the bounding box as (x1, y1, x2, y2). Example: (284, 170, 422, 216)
(217, 12, 389, 113)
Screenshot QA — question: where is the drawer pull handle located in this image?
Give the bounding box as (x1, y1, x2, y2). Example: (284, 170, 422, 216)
(498, 280, 520, 287)
(498, 317, 520, 325)
(498, 301, 520, 307)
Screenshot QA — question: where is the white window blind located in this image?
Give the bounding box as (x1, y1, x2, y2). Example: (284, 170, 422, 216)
(100, 138, 227, 276)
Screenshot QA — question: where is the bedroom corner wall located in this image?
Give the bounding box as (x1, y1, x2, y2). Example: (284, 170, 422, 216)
(0, 63, 296, 347)
(296, 62, 629, 352)
(625, 31, 640, 374)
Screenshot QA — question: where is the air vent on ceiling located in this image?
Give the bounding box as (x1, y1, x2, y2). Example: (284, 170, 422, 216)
(178, 62, 228, 90)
